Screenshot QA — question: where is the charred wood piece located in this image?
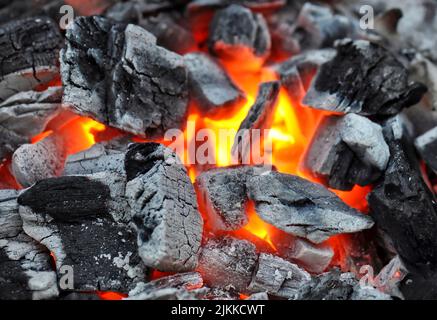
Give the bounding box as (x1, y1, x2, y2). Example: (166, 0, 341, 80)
(125, 143, 203, 272)
(247, 171, 374, 243)
(248, 253, 311, 299)
(368, 116, 437, 298)
(304, 114, 390, 191)
(303, 39, 427, 115)
(0, 190, 58, 300)
(208, 5, 271, 61)
(415, 126, 437, 173)
(232, 81, 279, 163)
(198, 236, 258, 293)
(185, 53, 246, 115)
(0, 17, 62, 101)
(17, 174, 147, 292)
(61, 16, 189, 139)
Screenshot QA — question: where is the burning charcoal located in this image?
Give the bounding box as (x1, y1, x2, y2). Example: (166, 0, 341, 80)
(303, 39, 427, 115)
(292, 3, 359, 50)
(0, 190, 58, 300)
(208, 5, 271, 64)
(415, 126, 437, 173)
(63, 143, 125, 176)
(11, 135, 66, 188)
(297, 269, 390, 300)
(304, 114, 390, 191)
(61, 16, 189, 139)
(374, 256, 407, 299)
(275, 49, 336, 104)
(248, 253, 311, 299)
(195, 166, 268, 231)
(0, 87, 62, 161)
(368, 116, 437, 299)
(270, 233, 333, 274)
(232, 82, 280, 163)
(125, 143, 203, 272)
(184, 53, 246, 115)
(198, 236, 258, 293)
(0, 17, 62, 101)
(18, 173, 147, 292)
(246, 292, 269, 300)
(128, 272, 204, 300)
(188, 0, 286, 12)
(247, 171, 374, 244)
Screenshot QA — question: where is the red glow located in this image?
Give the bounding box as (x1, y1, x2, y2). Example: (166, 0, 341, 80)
(97, 291, 127, 300)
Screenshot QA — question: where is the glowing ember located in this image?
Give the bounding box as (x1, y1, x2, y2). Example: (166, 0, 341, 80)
(97, 291, 127, 300)
(242, 202, 276, 251)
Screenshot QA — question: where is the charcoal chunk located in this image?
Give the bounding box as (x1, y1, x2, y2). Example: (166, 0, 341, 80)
(415, 126, 437, 173)
(198, 236, 258, 293)
(125, 143, 203, 272)
(248, 253, 311, 299)
(61, 16, 189, 139)
(208, 5, 271, 62)
(0, 190, 58, 300)
(18, 174, 147, 292)
(232, 82, 280, 163)
(184, 53, 245, 115)
(304, 114, 390, 190)
(0, 17, 62, 101)
(368, 117, 437, 287)
(303, 39, 427, 115)
(247, 171, 374, 243)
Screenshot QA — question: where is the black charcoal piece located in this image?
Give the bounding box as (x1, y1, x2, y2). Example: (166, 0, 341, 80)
(0, 87, 62, 162)
(208, 4, 271, 60)
(105, 0, 187, 21)
(270, 233, 333, 274)
(0, 0, 64, 24)
(303, 39, 427, 115)
(276, 49, 336, 104)
(304, 113, 390, 191)
(248, 253, 311, 298)
(0, 190, 58, 300)
(61, 16, 189, 139)
(415, 126, 437, 173)
(0, 17, 62, 101)
(125, 143, 203, 272)
(297, 269, 390, 300)
(198, 236, 258, 293)
(247, 171, 374, 243)
(368, 116, 437, 297)
(18, 174, 147, 292)
(195, 166, 268, 231)
(184, 53, 246, 115)
(292, 3, 359, 50)
(12, 135, 66, 188)
(232, 82, 280, 163)
(128, 272, 204, 300)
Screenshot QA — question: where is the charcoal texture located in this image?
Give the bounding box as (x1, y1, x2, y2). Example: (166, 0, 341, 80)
(61, 16, 189, 139)
(0, 17, 62, 101)
(18, 174, 147, 292)
(0, 0, 64, 24)
(368, 117, 437, 295)
(415, 126, 437, 173)
(198, 236, 258, 293)
(0, 190, 58, 300)
(232, 82, 280, 163)
(303, 39, 427, 115)
(185, 53, 245, 115)
(304, 114, 390, 190)
(125, 143, 203, 272)
(247, 171, 374, 243)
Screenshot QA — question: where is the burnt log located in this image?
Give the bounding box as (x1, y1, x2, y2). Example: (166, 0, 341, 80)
(17, 174, 147, 292)
(0, 86, 62, 162)
(0, 17, 62, 101)
(303, 39, 427, 115)
(198, 236, 258, 293)
(125, 143, 203, 272)
(303, 113, 390, 191)
(184, 53, 246, 116)
(247, 171, 374, 243)
(368, 116, 437, 299)
(61, 16, 189, 139)
(232, 81, 280, 163)
(0, 190, 58, 300)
